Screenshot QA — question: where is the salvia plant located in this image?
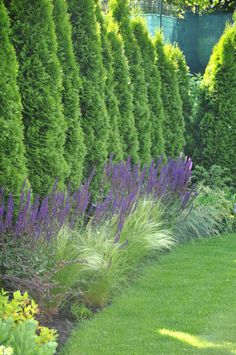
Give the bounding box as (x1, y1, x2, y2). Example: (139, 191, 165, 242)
(0, 156, 195, 242)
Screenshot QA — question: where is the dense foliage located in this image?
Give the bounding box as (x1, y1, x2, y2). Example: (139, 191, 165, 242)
(154, 33, 185, 157)
(8, 0, 69, 195)
(131, 17, 165, 158)
(53, 0, 85, 187)
(68, 0, 109, 190)
(0, 1, 27, 197)
(196, 19, 236, 186)
(109, 0, 152, 164)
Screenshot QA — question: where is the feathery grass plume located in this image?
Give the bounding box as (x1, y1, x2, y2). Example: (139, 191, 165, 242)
(109, 0, 152, 164)
(131, 17, 165, 158)
(53, 0, 85, 187)
(8, 0, 69, 195)
(196, 20, 236, 185)
(154, 32, 185, 157)
(67, 0, 109, 194)
(94, 0, 123, 162)
(0, 1, 28, 198)
(107, 22, 139, 162)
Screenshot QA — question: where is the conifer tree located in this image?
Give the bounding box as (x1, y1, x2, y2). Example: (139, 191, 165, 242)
(167, 44, 193, 157)
(94, 0, 123, 162)
(109, 0, 151, 164)
(198, 20, 236, 184)
(107, 24, 139, 162)
(8, 0, 68, 195)
(154, 32, 185, 157)
(53, 0, 85, 188)
(131, 18, 165, 158)
(0, 1, 28, 196)
(67, 0, 109, 188)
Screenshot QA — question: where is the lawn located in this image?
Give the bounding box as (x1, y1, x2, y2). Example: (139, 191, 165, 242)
(62, 233, 236, 355)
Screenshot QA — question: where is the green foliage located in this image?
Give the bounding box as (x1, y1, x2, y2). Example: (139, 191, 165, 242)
(68, 0, 109, 191)
(119, 199, 175, 267)
(0, 1, 28, 197)
(107, 23, 139, 162)
(197, 21, 236, 185)
(53, 0, 85, 187)
(0, 290, 57, 355)
(131, 17, 165, 158)
(192, 164, 233, 190)
(70, 303, 93, 321)
(8, 0, 69, 195)
(109, 0, 152, 164)
(154, 32, 185, 157)
(166, 44, 192, 157)
(94, 1, 123, 161)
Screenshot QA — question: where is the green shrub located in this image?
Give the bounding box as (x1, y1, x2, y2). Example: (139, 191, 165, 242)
(197, 21, 236, 185)
(107, 23, 139, 162)
(0, 290, 57, 355)
(68, 0, 109, 191)
(95, 1, 123, 161)
(154, 32, 185, 157)
(53, 0, 85, 187)
(8, 0, 69, 195)
(109, 0, 152, 164)
(166, 44, 192, 157)
(131, 17, 165, 158)
(0, 1, 28, 197)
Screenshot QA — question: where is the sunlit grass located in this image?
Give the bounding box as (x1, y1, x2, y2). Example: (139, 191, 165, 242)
(62, 233, 236, 354)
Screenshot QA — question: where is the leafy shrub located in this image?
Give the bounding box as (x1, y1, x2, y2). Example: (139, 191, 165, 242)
(8, 0, 69, 195)
(0, 290, 57, 355)
(0, 1, 28, 197)
(191, 165, 233, 190)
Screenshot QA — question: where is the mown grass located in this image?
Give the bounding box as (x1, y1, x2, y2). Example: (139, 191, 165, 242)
(62, 233, 236, 355)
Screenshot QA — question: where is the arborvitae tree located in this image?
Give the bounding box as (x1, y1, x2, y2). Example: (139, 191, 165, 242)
(167, 44, 193, 157)
(0, 1, 28, 196)
(8, 0, 68, 195)
(107, 23, 139, 162)
(53, 0, 85, 188)
(67, 0, 109, 189)
(131, 18, 165, 158)
(94, 1, 123, 162)
(154, 32, 185, 157)
(197, 20, 236, 184)
(109, 0, 151, 164)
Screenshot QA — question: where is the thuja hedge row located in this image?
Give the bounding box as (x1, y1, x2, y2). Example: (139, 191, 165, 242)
(1, 0, 191, 196)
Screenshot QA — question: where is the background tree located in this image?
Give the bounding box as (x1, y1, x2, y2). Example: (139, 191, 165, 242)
(68, 0, 109, 190)
(154, 32, 185, 157)
(107, 23, 139, 162)
(94, 0, 123, 161)
(132, 17, 165, 158)
(0, 1, 28, 196)
(53, 0, 85, 188)
(167, 44, 193, 157)
(109, 0, 152, 164)
(8, 0, 68, 195)
(197, 20, 236, 185)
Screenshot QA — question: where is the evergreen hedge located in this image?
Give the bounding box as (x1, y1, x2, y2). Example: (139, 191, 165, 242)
(107, 23, 139, 162)
(132, 18, 165, 158)
(95, 1, 123, 162)
(154, 32, 185, 157)
(198, 20, 236, 184)
(109, 0, 151, 164)
(0, 1, 28, 196)
(8, 0, 68, 195)
(167, 44, 192, 157)
(68, 0, 109, 189)
(53, 0, 85, 188)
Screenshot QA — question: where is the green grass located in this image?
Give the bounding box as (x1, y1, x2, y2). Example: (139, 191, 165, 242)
(62, 233, 236, 355)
